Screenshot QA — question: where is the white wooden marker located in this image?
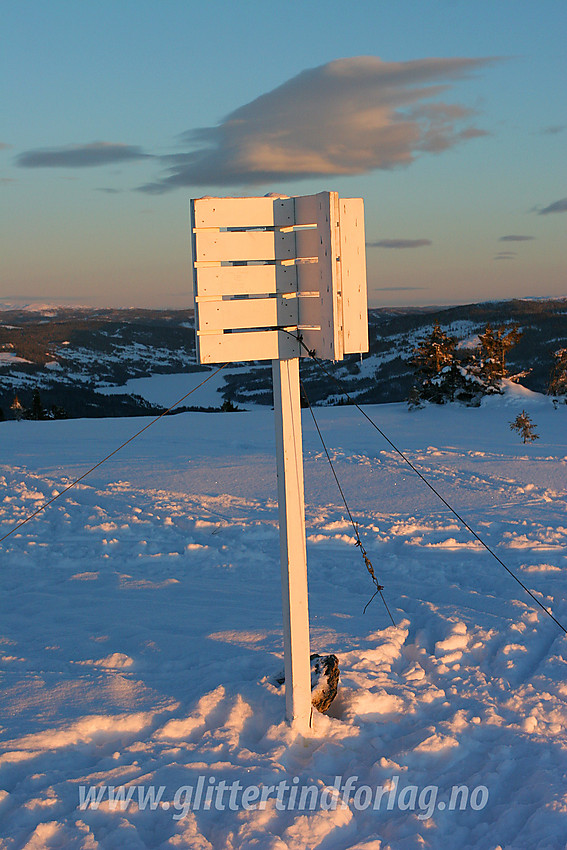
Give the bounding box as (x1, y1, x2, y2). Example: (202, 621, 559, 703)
(190, 192, 368, 734)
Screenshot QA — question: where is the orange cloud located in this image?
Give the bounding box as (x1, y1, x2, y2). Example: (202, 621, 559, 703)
(139, 55, 496, 191)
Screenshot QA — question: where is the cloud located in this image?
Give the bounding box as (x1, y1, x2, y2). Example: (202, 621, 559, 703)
(138, 55, 496, 192)
(95, 187, 122, 194)
(540, 125, 565, 135)
(499, 235, 534, 242)
(0, 142, 13, 150)
(367, 239, 432, 249)
(494, 252, 516, 260)
(538, 197, 567, 215)
(16, 142, 152, 168)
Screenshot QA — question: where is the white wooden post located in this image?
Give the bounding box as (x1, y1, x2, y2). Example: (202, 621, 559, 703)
(190, 193, 368, 735)
(272, 356, 312, 734)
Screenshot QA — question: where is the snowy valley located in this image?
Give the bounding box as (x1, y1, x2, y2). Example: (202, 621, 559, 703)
(1, 299, 566, 419)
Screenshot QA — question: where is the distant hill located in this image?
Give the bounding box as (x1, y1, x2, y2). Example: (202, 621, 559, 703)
(0, 299, 565, 418)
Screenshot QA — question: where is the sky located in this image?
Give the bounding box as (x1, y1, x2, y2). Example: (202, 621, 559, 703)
(1, 0, 566, 309)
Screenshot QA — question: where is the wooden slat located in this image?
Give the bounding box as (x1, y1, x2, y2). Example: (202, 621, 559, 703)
(309, 191, 342, 361)
(339, 198, 369, 354)
(189, 200, 199, 302)
(192, 196, 294, 228)
(297, 294, 322, 329)
(197, 296, 298, 332)
(295, 228, 319, 259)
(294, 194, 320, 226)
(195, 229, 295, 262)
(195, 263, 297, 297)
(295, 193, 332, 355)
(296, 260, 320, 293)
(272, 197, 296, 227)
(197, 329, 300, 364)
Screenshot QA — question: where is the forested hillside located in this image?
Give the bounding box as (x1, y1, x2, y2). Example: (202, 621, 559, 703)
(1, 299, 565, 419)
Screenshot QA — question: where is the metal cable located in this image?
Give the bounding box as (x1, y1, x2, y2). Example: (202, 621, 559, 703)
(0, 363, 229, 545)
(300, 377, 396, 624)
(278, 329, 567, 637)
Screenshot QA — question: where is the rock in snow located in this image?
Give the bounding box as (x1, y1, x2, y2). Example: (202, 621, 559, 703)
(310, 653, 340, 712)
(274, 653, 340, 713)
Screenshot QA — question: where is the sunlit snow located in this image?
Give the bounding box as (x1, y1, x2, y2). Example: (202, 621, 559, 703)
(0, 390, 566, 848)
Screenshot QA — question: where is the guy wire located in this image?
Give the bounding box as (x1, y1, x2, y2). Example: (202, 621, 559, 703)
(300, 376, 396, 625)
(276, 328, 567, 637)
(0, 363, 229, 545)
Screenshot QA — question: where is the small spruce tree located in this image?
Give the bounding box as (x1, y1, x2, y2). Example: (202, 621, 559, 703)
(478, 323, 522, 389)
(510, 410, 539, 443)
(409, 324, 457, 406)
(10, 395, 24, 421)
(50, 404, 68, 420)
(30, 387, 45, 420)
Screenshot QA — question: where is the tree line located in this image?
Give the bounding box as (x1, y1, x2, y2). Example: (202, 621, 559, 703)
(3, 388, 68, 422)
(408, 322, 567, 407)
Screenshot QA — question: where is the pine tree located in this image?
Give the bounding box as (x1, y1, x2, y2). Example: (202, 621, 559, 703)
(409, 324, 457, 406)
(408, 324, 487, 406)
(548, 348, 567, 401)
(50, 404, 68, 419)
(30, 387, 45, 420)
(478, 323, 522, 388)
(413, 323, 456, 375)
(440, 358, 489, 406)
(408, 321, 526, 408)
(510, 410, 539, 443)
(10, 395, 24, 421)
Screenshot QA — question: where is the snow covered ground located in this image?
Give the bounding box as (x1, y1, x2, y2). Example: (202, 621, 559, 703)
(0, 386, 566, 849)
